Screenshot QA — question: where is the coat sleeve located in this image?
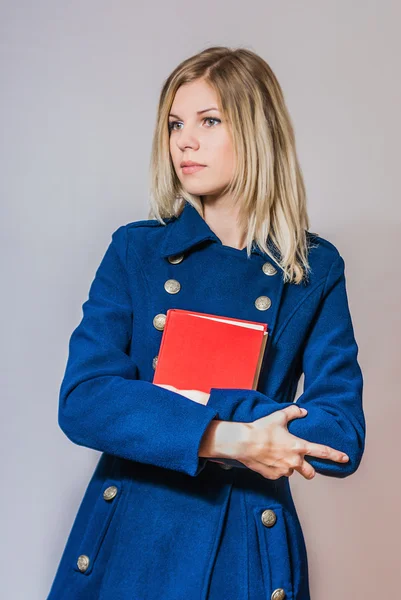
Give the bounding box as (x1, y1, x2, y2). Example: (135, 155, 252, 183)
(58, 225, 220, 477)
(207, 255, 366, 478)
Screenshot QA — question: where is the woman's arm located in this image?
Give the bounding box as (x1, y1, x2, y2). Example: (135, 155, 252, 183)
(58, 225, 220, 477)
(206, 255, 366, 478)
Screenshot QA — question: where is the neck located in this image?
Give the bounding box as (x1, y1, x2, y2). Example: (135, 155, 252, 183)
(201, 197, 247, 250)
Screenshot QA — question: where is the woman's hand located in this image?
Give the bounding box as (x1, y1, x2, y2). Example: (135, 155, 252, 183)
(154, 384, 210, 406)
(239, 404, 349, 480)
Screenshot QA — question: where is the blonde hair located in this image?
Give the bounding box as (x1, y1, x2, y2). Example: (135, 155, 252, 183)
(148, 45, 317, 284)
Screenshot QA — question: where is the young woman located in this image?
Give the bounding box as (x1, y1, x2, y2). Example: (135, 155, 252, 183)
(47, 46, 366, 600)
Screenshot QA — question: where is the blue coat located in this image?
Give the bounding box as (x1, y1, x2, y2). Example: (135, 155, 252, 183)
(47, 200, 366, 600)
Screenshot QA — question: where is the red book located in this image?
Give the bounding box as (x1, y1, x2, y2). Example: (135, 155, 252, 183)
(152, 308, 268, 393)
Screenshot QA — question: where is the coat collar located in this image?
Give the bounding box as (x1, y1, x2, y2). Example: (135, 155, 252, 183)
(159, 200, 281, 265)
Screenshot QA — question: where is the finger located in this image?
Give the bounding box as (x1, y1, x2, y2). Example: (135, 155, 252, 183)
(294, 460, 316, 480)
(255, 465, 286, 481)
(280, 404, 308, 423)
(303, 442, 349, 464)
(248, 459, 297, 481)
(259, 465, 299, 480)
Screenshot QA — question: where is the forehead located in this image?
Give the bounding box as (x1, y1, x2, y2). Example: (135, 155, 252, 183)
(170, 80, 220, 115)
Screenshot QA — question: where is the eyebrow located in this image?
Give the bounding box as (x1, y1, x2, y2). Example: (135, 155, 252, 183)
(168, 107, 220, 118)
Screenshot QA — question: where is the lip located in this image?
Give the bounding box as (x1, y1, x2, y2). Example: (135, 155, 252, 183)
(181, 164, 206, 174)
(180, 160, 206, 167)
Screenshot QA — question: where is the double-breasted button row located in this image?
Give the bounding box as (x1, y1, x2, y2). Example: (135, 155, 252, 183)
(76, 485, 119, 572)
(152, 256, 185, 369)
(255, 260, 277, 311)
(162, 260, 277, 313)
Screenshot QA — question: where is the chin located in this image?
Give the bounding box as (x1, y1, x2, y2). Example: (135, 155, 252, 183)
(182, 187, 209, 196)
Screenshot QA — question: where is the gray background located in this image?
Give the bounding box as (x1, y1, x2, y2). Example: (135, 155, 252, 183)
(1, 1, 399, 598)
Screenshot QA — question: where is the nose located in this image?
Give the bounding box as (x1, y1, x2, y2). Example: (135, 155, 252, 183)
(175, 123, 200, 151)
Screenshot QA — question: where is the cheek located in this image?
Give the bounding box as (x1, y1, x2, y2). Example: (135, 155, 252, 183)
(218, 131, 235, 160)
(216, 138, 236, 174)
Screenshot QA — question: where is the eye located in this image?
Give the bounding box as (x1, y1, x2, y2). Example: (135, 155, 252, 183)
(168, 117, 221, 133)
(204, 117, 221, 127)
(168, 120, 182, 132)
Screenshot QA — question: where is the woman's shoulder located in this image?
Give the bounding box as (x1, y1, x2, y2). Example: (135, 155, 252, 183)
(307, 229, 340, 254)
(111, 215, 175, 236)
(108, 215, 176, 262)
(305, 230, 344, 282)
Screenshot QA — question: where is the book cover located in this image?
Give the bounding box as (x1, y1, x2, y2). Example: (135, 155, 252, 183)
(153, 308, 268, 392)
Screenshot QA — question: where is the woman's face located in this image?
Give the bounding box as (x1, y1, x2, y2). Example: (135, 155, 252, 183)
(168, 79, 236, 200)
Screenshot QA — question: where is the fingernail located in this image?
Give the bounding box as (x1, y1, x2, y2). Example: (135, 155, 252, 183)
(342, 455, 349, 461)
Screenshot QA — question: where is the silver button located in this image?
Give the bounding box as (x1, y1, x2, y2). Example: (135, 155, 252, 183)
(261, 509, 277, 527)
(103, 485, 118, 501)
(77, 554, 90, 572)
(168, 253, 184, 264)
(262, 261, 277, 276)
(255, 295, 272, 310)
(152, 355, 158, 370)
(271, 589, 286, 600)
(153, 313, 167, 331)
(164, 279, 181, 294)
(219, 463, 233, 470)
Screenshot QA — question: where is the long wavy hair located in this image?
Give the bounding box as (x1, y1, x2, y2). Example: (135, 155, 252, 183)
(148, 45, 317, 284)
